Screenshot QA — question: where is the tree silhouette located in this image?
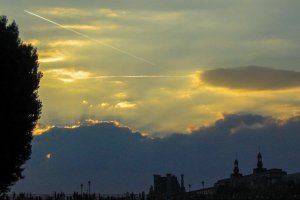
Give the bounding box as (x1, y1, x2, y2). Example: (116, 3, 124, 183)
(0, 16, 42, 194)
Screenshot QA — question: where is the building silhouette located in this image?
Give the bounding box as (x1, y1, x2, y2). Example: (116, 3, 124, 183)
(149, 152, 300, 200)
(214, 152, 287, 189)
(148, 174, 186, 200)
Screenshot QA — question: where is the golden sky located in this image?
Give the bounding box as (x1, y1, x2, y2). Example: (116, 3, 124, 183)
(2, 0, 300, 136)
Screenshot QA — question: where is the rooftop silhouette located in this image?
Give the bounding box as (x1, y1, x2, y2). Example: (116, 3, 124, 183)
(149, 152, 300, 200)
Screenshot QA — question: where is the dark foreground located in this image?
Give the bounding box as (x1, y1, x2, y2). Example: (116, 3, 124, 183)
(1, 192, 144, 200)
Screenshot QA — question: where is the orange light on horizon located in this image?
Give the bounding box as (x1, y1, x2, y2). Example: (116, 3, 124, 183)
(33, 124, 55, 135)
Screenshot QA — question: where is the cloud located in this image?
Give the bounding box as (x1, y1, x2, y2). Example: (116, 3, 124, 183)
(38, 50, 66, 63)
(44, 68, 93, 83)
(48, 40, 88, 47)
(24, 39, 40, 46)
(82, 100, 89, 104)
(114, 92, 128, 98)
(38, 64, 300, 135)
(39, 7, 126, 18)
(33, 124, 55, 135)
(39, 57, 65, 63)
(39, 8, 91, 17)
(12, 1, 300, 135)
(98, 8, 126, 18)
(60, 24, 98, 31)
(115, 101, 137, 109)
(13, 114, 300, 194)
(201, 66, 300, 90)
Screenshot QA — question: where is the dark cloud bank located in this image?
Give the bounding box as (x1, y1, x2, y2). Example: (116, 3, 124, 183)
(202, 66, 300, 90)
(13, 114, 300, 194)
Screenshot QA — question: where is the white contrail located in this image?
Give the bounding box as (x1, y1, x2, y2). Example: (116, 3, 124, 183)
(94, 75, 189, 78)
(24, 10, 156, 66)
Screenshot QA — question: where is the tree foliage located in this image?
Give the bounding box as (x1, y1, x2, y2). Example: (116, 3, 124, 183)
(0, 16, 42, 194)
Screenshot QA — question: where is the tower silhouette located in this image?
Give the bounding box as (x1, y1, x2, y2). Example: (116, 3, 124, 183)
(231, 157, 242, 178)
(253, 151, 266, 173)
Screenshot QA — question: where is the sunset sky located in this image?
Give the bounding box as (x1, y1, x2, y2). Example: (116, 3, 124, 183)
(2, 0, 300, 136)
(2, 0, 300, 194)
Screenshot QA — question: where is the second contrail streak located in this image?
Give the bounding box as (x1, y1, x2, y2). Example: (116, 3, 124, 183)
(94, 75, 189, 78)
(24, 10, 156, 66)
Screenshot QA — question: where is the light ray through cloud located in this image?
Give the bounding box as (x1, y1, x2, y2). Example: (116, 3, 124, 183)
(24, 10, 157, 66)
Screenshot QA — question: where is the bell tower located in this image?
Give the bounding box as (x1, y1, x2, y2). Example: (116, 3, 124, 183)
(231, 155, 242, 178)
(253, 151, 266, 173)
(257, 152, 263, 169)
(234, 159, 240, 175)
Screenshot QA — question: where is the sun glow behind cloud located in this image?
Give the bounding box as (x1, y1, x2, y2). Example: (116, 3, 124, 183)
(38, 66, 300, 134)
(32, 119, 142, 136)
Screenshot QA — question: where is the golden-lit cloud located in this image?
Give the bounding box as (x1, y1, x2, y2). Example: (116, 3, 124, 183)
(38, 50, 65, 63)
(61, 24, 100, 31)
(39, 56, 65, 63)
(61, 24, 119, 31)
(44, 68, 93, 83)
(85, 119, 120, 126)
(82, 100, 89, 104)
(64, 125, 81, 129)
(48, 40, 88, 47)
(39, 7, 180, 22)
(100, 103, 110, 107)
(33, 124, 55, 135)
(39, 7, 125, 18)
(176, 91, 194, 99)
(38, 65, 300, 134)
(115, 101, 137, 109)
(260, 104, 300, 121)
(113, 81, 124, 85)
(85, 119, 103, 125)
(114, 92, 128, 98)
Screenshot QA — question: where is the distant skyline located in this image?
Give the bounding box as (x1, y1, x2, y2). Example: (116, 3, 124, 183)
(2, 0, 300, 135)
